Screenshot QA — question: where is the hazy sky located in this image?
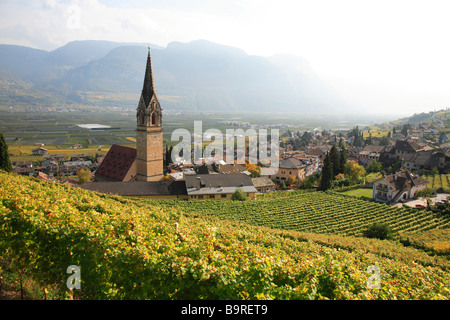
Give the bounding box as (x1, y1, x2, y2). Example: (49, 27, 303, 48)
(1, 0, 449, 116)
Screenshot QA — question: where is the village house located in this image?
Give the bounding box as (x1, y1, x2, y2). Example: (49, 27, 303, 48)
(294, 154, 320, 176)
(268, 157, 307, 182)
(196, 162, 249, 175)
(46, 163, 88, 177)
(358, 145, 386, 168)
(184, 173, 257, 200)
(401, 150, 450, 173)
(251, 176, 276, 193)
(32, 146, 48, 156)
(12, 161, 35, 176)
(43, 154, 67, 162)
(372, 169, 428, 203)
(168, 172, 185, 181)
(34, 171, 57, 183)
(70, 154, 93, 161)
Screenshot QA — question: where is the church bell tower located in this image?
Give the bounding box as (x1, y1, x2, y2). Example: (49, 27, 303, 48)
(136, 47, 163, 181)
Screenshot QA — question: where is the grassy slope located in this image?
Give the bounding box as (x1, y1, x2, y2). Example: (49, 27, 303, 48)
(341, 188, 373, 198)
(0, 171, 449, 299)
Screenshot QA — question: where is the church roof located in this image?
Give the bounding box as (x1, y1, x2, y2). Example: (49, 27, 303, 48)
(141, 47, 157, 108)
(94, 144, 136, 182)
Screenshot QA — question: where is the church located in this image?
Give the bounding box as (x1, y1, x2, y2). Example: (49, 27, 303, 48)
(94, 47, 163, 183)
(80, 47, 257, 200)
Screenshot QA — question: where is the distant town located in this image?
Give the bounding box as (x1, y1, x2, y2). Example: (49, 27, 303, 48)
(8, 110, 450, 207)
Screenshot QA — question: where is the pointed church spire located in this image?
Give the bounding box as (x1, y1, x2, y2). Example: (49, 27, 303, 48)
(141, 46, 156, 108)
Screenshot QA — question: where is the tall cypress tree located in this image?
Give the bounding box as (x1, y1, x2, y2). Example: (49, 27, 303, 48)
(339, 143, 348, 174)
(0, 132, 12, 172)
(320, 152, 333, 191)
(330, 144, 340, 177)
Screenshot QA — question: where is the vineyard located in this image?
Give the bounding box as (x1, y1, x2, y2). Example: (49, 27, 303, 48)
(0, 170, 449, 300)
(424, 174, 450, 192)
(144, 191, 450, 237)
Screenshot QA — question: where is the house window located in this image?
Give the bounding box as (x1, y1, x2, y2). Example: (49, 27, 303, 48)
(198, 195, 204, 199)
(209, 195, 215, 199)
(221, 194, 227, 198)
(151, 114, 156, 125)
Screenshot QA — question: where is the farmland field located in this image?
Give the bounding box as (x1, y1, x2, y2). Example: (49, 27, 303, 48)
(6, 144, 115, 162)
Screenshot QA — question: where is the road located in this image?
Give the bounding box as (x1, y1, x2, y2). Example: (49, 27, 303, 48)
(392, 193, 449, 208)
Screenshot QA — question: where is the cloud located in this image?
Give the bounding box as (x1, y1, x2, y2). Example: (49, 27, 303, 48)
(0, 0, 449, 113)
(0, 0, 253, 51)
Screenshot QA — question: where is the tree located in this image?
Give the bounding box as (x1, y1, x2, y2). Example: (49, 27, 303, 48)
(339, 143, 347, 174)
(439, 132, 447, 144)
(363, 223, 394, 240)
(365, 133, 373, 145)
(379, 136, 390, 146)
(76, 168, 92, 184)
(0, 132, 12, 172)
(287, 175, 299, 187)
(320, 152, 333, 191)
(350, 126, 364, 147)
(300, 172, 320, 189)
(387, 161, 402, 174)
(245, 162, 261, 178)
(401, 124, 411, 136)
(330, 144, 340, 177)
(431, 167, 439, 176)
(344, 162, 366, 184)
(165, 145, 173, 168)
(231, 189, 247, 201)
(366, 160, 382, 173)
(279, 180, 288, 190)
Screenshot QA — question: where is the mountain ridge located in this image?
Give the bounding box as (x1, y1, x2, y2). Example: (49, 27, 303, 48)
(0, 39, 347, 112)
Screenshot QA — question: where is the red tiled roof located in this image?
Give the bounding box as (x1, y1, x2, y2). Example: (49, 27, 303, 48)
(95, 145, 136, 181)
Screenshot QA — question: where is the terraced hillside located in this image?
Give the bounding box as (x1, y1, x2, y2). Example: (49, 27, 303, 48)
(0, 171, 449, 300)
(144, 191, 450, 237)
